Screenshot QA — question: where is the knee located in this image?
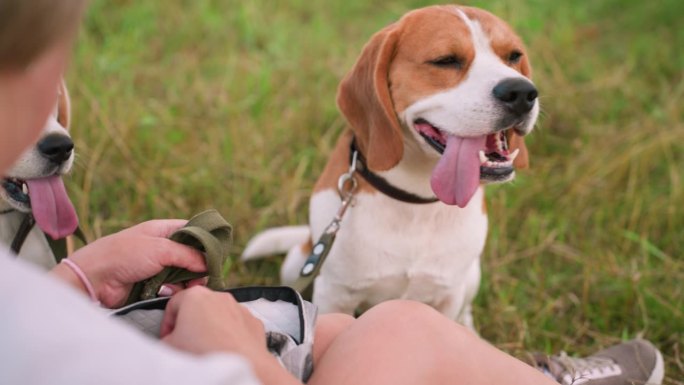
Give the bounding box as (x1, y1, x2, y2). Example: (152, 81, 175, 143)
(317, 313, 355, 334)
(340, 300, 479, 378)
(360, 300, 475, 341)
(362, 300, 443, 325)
(313, 313, 356, 363)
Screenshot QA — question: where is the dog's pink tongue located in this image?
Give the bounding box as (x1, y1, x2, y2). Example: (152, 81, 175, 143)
(26, 176, 78, 240)
(430, 135, 486, 208)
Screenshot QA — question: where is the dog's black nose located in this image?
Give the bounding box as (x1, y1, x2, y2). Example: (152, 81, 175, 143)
(37, 134, 74, 164)
(492, 78, 538, 116)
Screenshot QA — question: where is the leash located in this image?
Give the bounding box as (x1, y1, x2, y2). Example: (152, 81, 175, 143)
(4, 209, 88, 261)
(291, 137, 439, 296)
(125, 209, 232, 305)
(292, 151, 359, 296)
(10, 213, 36, 255)
(350, 139, 438, 204)
(47, 226, 88, 263)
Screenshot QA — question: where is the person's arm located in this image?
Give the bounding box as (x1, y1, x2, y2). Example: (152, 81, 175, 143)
(0, 251, 260, 385)
(50, 219, 207, 308)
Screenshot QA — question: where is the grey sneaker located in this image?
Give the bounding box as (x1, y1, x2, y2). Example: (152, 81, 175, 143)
(533, 339, 665, 385)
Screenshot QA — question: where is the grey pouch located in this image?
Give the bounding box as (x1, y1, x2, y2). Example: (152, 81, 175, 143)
(112, 286, 317, 382)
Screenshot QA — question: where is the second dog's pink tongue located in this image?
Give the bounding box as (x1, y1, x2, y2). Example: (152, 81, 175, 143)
(26, 176, 78, 240)
(430, 135, 486, 208)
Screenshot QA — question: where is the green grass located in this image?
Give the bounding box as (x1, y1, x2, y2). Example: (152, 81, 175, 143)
(69, 0, 683, 382)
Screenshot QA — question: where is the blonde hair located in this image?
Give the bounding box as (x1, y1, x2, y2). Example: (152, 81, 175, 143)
(0, 0, 87, 70)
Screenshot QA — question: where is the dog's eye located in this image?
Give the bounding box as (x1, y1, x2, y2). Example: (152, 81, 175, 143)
(507, 50, 523, 64)
(429, 55, 463, 69)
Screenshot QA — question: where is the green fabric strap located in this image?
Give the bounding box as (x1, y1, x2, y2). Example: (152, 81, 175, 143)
(125, 209, 232, 305)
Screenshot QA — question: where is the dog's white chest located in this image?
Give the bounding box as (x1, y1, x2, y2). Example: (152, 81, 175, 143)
(309, 188, 487, 316)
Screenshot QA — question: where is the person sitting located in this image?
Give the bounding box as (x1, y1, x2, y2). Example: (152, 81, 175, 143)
(0, 1, 664, 384)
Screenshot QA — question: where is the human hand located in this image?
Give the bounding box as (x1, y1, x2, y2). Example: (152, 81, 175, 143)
(51, 219, 207, 308)
(160, 287, 266, 358)
(160, 287, 302, 385)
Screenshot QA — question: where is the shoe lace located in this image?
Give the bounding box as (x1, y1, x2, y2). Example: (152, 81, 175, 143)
(552, 352, 622, 385)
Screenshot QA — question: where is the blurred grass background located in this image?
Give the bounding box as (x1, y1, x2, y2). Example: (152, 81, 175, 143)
(68, 0, 683, 381)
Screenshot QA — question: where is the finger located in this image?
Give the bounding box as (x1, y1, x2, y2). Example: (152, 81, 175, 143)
(158, 283, 184, 297)
(131, 219, 189, 238)
(186, 277, 208, 288)
(160, 286, 217, 337)
(155, 239, 207, 273)
(159, 289, 187, 338)
(159, 278, 207, 297)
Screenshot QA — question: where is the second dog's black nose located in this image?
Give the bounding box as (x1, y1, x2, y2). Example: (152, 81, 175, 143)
(492, 78, 538, 116)
(37, 134, 74, 164)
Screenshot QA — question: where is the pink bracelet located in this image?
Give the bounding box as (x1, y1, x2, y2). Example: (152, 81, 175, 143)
(61, 258, 99, 304)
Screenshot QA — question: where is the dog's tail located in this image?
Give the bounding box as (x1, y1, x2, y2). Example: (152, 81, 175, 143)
(241, 225, 311, 261)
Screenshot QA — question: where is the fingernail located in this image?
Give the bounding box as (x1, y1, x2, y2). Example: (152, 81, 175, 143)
(157, 285, 173, 297)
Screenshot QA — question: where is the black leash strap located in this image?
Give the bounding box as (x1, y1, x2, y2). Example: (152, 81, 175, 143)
(292, 198, 352, 296)
(10, 213, 35, 255)
(292, 153, 358, 296)
(46, 226, 88, 263)
(7, 209, 88, 261)
(292, 138, 440, 296)
(350, 139, 438, 204)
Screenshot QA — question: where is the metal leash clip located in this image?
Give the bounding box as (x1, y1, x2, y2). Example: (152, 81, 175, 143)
(337, 150, 358, 200)
(330, 149, 358, 231)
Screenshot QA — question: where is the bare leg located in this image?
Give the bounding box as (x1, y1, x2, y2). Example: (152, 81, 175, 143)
(309, 300, 556, 385)
(313, 313, 355, 363)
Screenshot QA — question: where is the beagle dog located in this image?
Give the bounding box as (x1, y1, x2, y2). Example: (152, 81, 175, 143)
(243, 5, 539, 328)
(0, 80, 78, 269)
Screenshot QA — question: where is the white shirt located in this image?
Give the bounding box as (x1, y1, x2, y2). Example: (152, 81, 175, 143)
(0, 247, 262, 385)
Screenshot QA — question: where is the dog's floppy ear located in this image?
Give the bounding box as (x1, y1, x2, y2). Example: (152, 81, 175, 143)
(56, 79, 70, 130)
(508, 132, 529, 169)
(336, 25, 403, 171)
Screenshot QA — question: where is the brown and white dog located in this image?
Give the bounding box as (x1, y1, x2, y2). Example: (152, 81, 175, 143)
(0, 80, 78, 269)
(243, 5, 539, 328)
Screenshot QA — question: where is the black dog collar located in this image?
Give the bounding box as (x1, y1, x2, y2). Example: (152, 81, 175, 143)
(350, 139, 439, 204)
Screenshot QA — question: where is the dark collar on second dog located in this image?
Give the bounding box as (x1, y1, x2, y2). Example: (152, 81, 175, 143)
(5, 211, 77, 262)
(10, 212, 36, 255)
(350, 138, 439, 205)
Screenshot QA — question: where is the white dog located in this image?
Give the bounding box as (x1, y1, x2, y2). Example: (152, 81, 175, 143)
(243, 5, 539, 328)
(0, 80, 78, 268)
